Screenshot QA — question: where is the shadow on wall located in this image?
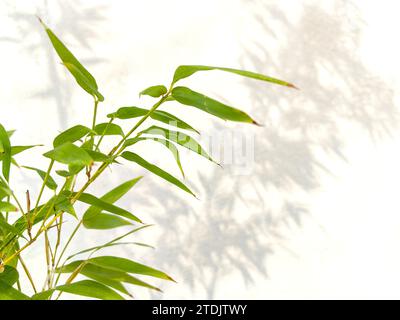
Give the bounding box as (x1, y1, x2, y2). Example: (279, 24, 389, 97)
(3, 0, 398, 299)
(125, 1, 398, 298)
(3, 0, 107, 128)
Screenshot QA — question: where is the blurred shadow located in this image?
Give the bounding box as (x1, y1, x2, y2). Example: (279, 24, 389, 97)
(3, 0, 107, 128)
(126, 1, 398, 298)
(3, 1, 398, 299)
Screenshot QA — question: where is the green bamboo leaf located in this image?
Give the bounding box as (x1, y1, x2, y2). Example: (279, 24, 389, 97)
(0, 124, 11, 181)
(81, 136, 94, 150)
(68, 225, 151, 260)
(140, 85, 167, 98)
(31, 290, 54, 300)
(76, 193, 141, 223)
(0, 218, 20, 235)
(69, 242, 150, 260)
(94, 123, 124, 137)
(55, 193, 77, 219)
(11, 145, 42, 155)
(108, 106, 199, 134)
(83, 212, 131, 230)
(88, 256, 175, 282)
(39, 18, 104, 101)
(0, 145, 42, 162)
(0, 185, 11, 200)
(6, 130, 15, 138)
(141, 125, 217, 164)
(56, 170, 72, 178)
(56, 280, 124, 300)
(59, 262, 160, 292)
(84, 150, 112, 163)
(0, 281, 30, 300)
(0, 201, 18, 212)
(0, 266, 19, 286)
(172, 86, 258, 124)
(121, 151, 196, 197)
(81, 275, 131, 297)
(53, 125, 92, 147)
(62, 62, 104, 101)
(127, 137, 185, 178)
(44, 142, 93, 167)
(172, 65, 297, 88)
(83, 177, 142, 227)
(22, 166, 58, 190)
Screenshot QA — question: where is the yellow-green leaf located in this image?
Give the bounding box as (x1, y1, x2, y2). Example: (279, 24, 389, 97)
(0, 124, 11, 181)
(108, 107, 199, 134)
(89, 256, 175, 281)
(172, 65, 297, 88)
(22, 166, 58, 190)
(39, 18, 104, 101)
(140, 125, 217, 164)
(127, 137, 185, 178)
(76, 192, 141, 223)
(53, 125, 91, 147)
(172, 86, 258, 124)
(43, 142, 93, 167)
(140, 85, 167, 98)
(83, 177, 142, 228)
(121, 151, 195, 197)
(56, 280, 124, 300)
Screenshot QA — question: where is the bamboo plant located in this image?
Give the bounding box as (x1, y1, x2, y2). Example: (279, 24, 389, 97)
(0, 19, 296, 300)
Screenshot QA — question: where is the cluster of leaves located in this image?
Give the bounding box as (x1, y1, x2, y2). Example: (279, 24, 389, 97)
(0, 18, 295, 300)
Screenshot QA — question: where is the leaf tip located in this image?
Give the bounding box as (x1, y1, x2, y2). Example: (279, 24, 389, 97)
(252, 120, 263, 127)
(288, 83, 299, 90)
(36, 15, 44, 25)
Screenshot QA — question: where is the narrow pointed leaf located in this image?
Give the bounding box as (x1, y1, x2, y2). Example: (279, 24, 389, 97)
(56, 280, 124, 300)
(94, 123, 124, 137)
(0, 124, 11, 181)
(0, 145, 42, 161)
(68, 225, 151, 260)
(84, 150, 112, 163)
(0, 201, 18, 212)
(58, 261, 161, 292)
(127, 137, 185, 177)
(39, 18, 104, 101)
(56, 170, 72, 178)
(140, 85, 167, 98)
(108, 106, 199, 134)
(83, 177, 142, 227)
(53, 125, 91, 147)
(172, 65, 297, 88)
(172, 86, 257, 124)
(88, 256, 175, 282)
(44, 142, 93, 167)
(62, 62, 104, 101)
(55, 193, 77, 218)
(69, 242, 150, 260)
(76, 192, 141, 223)
(83, 212, 131, 230)
(82, 275, 131, 296)
(22, 166, 58, 190)
(141, 125, 216, 164)
(121, 151, 195, 197)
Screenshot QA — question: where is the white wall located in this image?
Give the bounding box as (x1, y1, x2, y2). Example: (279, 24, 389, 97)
(1, 0, 400, 299)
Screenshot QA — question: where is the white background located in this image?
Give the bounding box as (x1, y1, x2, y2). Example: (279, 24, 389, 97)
(1, 0, 400, 299)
